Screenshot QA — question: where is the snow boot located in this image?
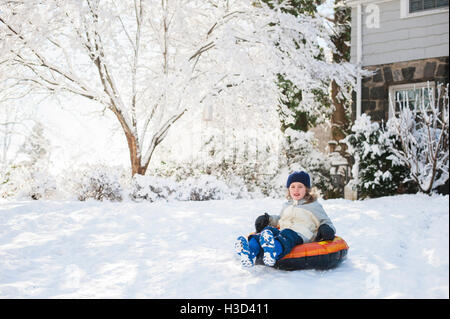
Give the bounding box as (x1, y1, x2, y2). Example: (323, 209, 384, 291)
(259, 229, 277, 266)
(234, 236, 255, 268)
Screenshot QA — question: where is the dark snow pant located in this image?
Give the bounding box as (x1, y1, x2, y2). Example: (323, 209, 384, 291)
(248, 226, 304, 260)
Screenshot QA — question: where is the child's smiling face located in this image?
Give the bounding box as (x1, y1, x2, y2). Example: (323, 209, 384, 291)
(289, 182, 306, 201)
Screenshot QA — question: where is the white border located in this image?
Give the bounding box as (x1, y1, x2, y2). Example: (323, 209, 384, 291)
(400, 0, 449, 19)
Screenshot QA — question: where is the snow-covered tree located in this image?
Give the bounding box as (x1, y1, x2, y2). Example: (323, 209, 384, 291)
(267, 0, 332, 132)
(0, 100, 21, 175)
(17, 121, 51, 169)
(1, 120, 56, 199)
(0, 0, 357, 176)
(345, 114, 411, 198)
(0, 76, 35, 176)
(387, 84, 449, 194)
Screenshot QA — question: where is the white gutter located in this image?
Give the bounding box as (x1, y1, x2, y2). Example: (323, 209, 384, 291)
(346, 0, 392, 5)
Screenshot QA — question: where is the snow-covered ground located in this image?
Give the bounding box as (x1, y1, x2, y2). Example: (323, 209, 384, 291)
(0, 194, 448, 299)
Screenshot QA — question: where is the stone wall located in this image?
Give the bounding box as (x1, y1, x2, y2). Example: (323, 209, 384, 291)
(352, 56, 449, 122)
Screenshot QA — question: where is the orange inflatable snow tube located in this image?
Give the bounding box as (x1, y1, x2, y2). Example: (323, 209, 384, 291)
(276, 236, 348, 270)
(255, 236, 349, 270)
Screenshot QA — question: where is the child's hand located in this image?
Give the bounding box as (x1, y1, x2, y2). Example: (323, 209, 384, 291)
(315, 224, 335, 241)
(255, 213, 270, 233)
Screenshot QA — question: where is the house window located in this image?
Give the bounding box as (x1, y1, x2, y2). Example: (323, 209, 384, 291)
(400, 0, 449, 18)
(388, 82, 435, 118)
(410, 0, 449, 13)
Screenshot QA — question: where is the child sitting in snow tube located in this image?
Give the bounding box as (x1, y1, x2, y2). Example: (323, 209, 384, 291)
(235, 171, 347, 270)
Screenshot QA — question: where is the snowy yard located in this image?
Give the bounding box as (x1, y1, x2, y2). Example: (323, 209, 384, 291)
(0, 194, 448, 299)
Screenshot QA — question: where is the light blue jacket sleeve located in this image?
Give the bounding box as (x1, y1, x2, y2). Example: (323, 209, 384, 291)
(301, 200, 336, 233)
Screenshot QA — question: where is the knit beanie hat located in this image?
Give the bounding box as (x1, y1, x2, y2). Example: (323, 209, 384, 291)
(286, 171, 311, 189)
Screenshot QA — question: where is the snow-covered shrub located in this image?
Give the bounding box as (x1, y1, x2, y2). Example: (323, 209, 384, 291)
(0, 164, 57, 199)
(150, 160, 204, 183)
(26, 170, 58, 200)
(129, 173, 246, 202)
(150, 158, 263, 199)
(345, 114, 412, 198)
(202, 159, 274, 197)
(387, 83, 449, 194)
(129, 174, 179, 202)
(70, 165, 124, 202)
(177, 175, 231, 201)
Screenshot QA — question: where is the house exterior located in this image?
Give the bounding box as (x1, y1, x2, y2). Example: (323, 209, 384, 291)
(347, 0, 449, 122)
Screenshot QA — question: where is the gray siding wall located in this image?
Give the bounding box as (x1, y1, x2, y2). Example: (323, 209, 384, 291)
(350, 0, 449, 66)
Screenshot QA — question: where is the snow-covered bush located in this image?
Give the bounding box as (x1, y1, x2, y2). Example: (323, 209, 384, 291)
(177, 175, 232, 201)
(69, 165, 125, 202)
(150, 157, 267, 198)
(202, 160, 275, 197)
(387, 84, 449, 194)
(150, 160, 204, 183)
(0, 164, 57, 200)
(25, 170, 57, 200)
(129, 174, 179, 202)
(129, 173, 242, 202)
(345, 114, 412, 198)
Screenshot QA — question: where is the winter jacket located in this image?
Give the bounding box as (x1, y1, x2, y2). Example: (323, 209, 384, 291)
(268, 199, 335, 243)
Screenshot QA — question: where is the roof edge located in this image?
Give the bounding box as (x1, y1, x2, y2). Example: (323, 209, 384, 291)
(345, 0, 394, 7)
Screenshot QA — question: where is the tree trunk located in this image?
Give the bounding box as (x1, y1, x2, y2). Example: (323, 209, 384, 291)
(110, 106, 148, 176)
(124, 131, 147, 176)
(330, 1, 351, 154)
(116, 106, 187, 177)
(331, 80, 348, 143)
